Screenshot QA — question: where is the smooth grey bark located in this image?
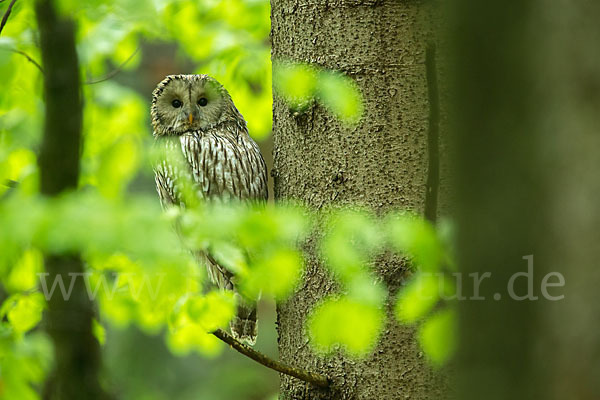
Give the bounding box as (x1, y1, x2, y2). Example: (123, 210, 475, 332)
(271, 0, 446, 398)
(452, 0, 600, 399)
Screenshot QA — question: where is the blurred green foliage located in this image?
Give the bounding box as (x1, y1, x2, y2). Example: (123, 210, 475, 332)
(0, 330, 52, 400)
(274, 62, 363, 123)
(309, 296, 384, 357)
(1, 293, 45, 335)
(0, 0, 453, 397)
(418, 308, 457, 366)
(310, 211, 457, 361)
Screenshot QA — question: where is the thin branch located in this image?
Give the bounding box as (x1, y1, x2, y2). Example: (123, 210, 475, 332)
(5, 48, 44, 72)
(0, 0, 44, 74)
(85, 47, 139, 85)
(424, 41, 440, 224)
(0, 0, 17, 36)
(212, 328, 330, 388)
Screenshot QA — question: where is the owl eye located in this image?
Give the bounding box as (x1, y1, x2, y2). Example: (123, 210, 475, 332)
(198, 97, 208, 107)
(171, 99, 183, 108)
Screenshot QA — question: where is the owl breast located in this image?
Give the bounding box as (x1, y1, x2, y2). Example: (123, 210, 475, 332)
(154, 125, 267, 207)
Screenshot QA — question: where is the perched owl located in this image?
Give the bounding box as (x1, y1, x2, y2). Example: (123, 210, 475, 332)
(151, 74, 268, 345)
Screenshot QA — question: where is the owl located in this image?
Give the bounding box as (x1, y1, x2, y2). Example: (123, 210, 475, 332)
(151, 74, 268, 345)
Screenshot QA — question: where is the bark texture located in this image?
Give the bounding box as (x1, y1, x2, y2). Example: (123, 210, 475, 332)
(453, 0, 600, 399)
(271, 0, 446, 398)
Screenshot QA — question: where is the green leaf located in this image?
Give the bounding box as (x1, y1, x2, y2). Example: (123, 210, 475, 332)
(240, 249, 302, 299)
(317, 71, 363, 123)
(185, 291, 236, 332)
(321, 209, 382, 283)
(4, 248, 43, 292)
(237, 204, 310, 249)
(166, 292, 234, 357)
(346, 273, 386, 305)
(210, 241, 248, 274)
(93, 319, 106, 345)
(6, 293, 46, 334)
(273, 62, 317, 109)
(0, 331, 53, 400)
(387, 214, 444, 271)
(308, 297, 384, 357)
(0, 148, 38, 197)
(418, 308, 457, 366)
(166, 327, 222, 358)
(395, 273, 443, 323)
(273, 62, 364, 123)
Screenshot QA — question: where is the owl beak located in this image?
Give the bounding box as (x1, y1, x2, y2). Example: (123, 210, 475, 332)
(188, 113, 194, 124)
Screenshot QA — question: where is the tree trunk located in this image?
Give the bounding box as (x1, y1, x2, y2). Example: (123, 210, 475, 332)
(271, 1, 446, 398)
(453, 1, 600, 399)
(36, 0, 109, 398)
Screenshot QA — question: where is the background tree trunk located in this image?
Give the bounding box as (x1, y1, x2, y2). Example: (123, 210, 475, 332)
(36, 1, 109, 398)
(453, 1, 600, 399)
(271, 1, 446, 398)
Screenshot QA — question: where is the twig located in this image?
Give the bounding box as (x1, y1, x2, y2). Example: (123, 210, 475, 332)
(85, 47, 139, 84)
(0, 0, 17, 36)
(6, 48, 44, 73)
(212, 328, 330, 388)
(424, 41, 440, 225)
(0, 0, 44, 74)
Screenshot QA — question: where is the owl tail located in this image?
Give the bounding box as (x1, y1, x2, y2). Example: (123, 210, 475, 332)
(230, 293, 257, 346)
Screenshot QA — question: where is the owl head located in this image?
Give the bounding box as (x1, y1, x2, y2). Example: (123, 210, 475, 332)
(151, 74, 242, 136)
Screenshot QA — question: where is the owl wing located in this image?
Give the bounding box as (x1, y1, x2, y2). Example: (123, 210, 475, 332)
(153, 138, 186, 208)
(179, 127, 267, 202)
(154, 162, 179, 207)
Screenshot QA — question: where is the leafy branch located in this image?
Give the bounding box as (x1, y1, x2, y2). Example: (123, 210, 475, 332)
(0, 0, 138, 82)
